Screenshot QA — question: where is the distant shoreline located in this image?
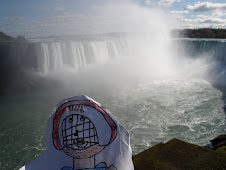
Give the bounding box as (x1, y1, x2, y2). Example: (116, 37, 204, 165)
(0, 32, 28, 43)
(171, 28, 226, 39)
(1, 29, 226, 43)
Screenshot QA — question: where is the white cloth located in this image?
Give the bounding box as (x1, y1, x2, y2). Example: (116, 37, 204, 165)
(20, 95, 134, 170)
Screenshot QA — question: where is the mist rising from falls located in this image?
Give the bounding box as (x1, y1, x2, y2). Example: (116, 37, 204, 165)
(3, 35, 226, 93)
(28, 34, 175, 88)
(8, 36, 226, 88)
(172, 39, 226, 84)
(3, 0, 226, 93)
(30, 36, 226, 85)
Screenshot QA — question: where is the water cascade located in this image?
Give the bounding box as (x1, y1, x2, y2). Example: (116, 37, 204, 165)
(31, 38, 127, 74)
(2, 36, 226, 86)
(1, 36, 226, 170)
(175, 39, 226, 64)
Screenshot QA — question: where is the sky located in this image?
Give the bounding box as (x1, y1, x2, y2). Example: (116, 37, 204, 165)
(0, 0, 226, 37)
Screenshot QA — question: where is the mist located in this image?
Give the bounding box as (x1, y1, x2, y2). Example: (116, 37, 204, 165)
(2, 0, 226, 93)
(27, 1, 175, 91)
(1, 2, 226, 169)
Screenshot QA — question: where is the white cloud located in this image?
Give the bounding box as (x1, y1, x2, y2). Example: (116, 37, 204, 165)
(212, 11, 226, 17)
(185, 2, 226, 12)
(200, 18, 225, 24)
(20, 1, 171, 37)
(175, 2, 226, 28)
(158, 0, 181, 7)
(180, 17, 226, 28)
(196, 14, 209, 18)
(171, 10, 188, 14)
(2, 17, 23, 23)
(145, 0, 151, 5)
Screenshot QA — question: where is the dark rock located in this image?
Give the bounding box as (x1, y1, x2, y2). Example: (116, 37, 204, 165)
(133, 138, 226, 170)
(210, 134, 226, 150)
(0, 32, 28, 43)
(0, 32, 15, 42)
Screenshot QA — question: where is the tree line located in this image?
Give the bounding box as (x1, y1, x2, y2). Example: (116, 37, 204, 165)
(171, 28, 226, 38)
(0, 32, 27, 43)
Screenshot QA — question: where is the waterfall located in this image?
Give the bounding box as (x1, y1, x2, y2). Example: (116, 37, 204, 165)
(3, 36, 226, 76)
(1, 36, 226, 92)
(175, 39, 226, 64)
(32, 39, 126, 74)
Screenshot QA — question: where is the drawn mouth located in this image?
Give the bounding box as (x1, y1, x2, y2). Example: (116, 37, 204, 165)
(73, 138, 88, 148)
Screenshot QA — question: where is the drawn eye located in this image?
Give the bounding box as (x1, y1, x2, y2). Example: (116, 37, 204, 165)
(69, 117, 73, 123)
(74, 130, 78, 136)
(80, 116, 85, 122)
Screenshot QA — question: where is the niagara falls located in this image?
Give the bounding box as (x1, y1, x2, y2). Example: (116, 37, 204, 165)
(0, 0, 226, 169)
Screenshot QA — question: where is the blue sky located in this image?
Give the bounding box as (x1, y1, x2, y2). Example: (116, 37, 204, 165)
(0, 0, 226, 37)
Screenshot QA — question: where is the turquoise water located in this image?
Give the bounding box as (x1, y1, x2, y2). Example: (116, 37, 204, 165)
(1, 37, 226, 169)
(0, 79, 225, 169)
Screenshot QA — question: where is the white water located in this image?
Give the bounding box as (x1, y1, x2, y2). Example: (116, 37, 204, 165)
(0, 79, 225, 170)
(2, 34, 226, 170)
(1, 0, 225, 169)
(174, 39, 226, 64)
(23, 36, 226, 86)
(31, 38, 126, 75)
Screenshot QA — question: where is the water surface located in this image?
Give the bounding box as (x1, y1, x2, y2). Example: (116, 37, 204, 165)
(0, 79, 225, 169)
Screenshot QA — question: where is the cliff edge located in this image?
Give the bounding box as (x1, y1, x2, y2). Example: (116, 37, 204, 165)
(133, 138, 226, 170)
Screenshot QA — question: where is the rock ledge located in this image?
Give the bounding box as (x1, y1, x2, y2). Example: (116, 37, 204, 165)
(133, 138, 226, 170)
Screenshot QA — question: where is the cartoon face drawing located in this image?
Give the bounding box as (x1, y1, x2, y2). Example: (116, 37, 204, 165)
(20, 96, 134, 170)
(52, 100, 117, 169)
(62, 114, 98, 151)
(60, 113, 105, 158)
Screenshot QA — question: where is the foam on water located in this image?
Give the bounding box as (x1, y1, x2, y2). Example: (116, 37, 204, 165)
(1, 35, 226, 169)
(1, 1, 226, 169)
(0, 78, 225, 169)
